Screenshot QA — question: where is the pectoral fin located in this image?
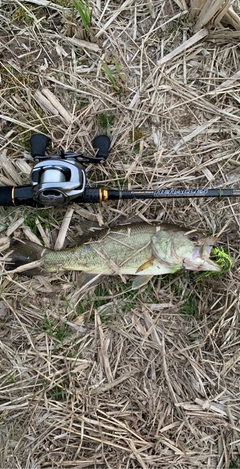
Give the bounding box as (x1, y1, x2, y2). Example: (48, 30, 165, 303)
(136, 258, 154, 273)
(132, 275, 153, 290)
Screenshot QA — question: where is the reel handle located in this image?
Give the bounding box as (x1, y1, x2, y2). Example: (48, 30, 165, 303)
(92, 135, 111, 161)
(30, 134, 50, 158)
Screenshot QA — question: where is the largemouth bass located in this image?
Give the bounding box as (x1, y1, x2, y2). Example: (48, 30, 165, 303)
(9, 222, 221, 289)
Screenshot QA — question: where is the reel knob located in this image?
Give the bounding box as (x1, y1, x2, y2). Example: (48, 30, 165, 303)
(92, 135, 111, 162)
(30, 134, 50, 158)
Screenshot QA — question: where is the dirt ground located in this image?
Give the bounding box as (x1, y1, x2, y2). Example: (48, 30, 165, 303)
(0, 1, 240, 468)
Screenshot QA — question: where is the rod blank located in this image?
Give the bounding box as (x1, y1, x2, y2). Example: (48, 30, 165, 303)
(0, 185, 239, 207)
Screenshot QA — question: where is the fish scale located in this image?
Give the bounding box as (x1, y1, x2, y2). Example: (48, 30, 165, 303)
(44, 223, 163, 274)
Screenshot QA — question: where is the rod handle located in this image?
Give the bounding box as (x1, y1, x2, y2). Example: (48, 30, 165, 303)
(0, 186, 14, 206)
(81, 188, 101, 203)
(0, 185, 35, 206)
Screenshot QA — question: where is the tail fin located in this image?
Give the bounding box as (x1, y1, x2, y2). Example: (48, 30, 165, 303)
(7, 239, 45, 275)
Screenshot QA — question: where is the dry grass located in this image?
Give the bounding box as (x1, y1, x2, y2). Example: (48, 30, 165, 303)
(1, 1, 240, 468)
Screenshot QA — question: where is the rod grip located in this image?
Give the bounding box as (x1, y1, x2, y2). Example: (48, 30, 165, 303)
(80, 188, 101, 203)
(0, 186, 14, 206)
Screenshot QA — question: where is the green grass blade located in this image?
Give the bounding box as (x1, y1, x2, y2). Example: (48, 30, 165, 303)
(102, 62, 120, 92)
(73, 0, 91, 28)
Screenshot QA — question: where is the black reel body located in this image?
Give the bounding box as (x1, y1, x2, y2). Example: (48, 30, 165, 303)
(30, 134, 110, 206)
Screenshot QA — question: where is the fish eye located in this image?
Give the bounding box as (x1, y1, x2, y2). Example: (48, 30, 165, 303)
(189, 234, 198, 242)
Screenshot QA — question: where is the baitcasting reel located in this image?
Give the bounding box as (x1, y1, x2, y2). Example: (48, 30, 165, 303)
(30, 134, 111, 206)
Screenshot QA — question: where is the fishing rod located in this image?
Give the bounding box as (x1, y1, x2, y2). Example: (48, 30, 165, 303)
(0, 133, 239, 207)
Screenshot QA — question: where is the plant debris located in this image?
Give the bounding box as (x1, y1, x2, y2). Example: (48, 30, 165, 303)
(0, 1, 240, 468)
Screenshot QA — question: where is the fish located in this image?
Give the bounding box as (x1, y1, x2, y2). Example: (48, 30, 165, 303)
(8, 222, 221, 289)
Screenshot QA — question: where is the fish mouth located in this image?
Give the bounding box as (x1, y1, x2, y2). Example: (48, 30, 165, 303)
(191, 237, 222, 272)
